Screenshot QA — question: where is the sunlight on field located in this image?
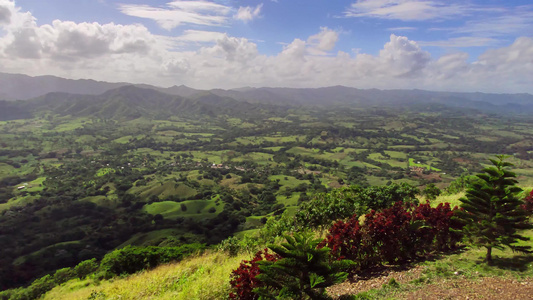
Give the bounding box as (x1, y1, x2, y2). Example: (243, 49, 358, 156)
(43, 251, 248, 300)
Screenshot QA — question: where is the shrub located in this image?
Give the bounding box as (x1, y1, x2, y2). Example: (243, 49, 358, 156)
(322, 201, 462, 270)
(100, 244, 205, 277)
(295, 183, 419, 230)
(522, 190, 533, 214)
(364, 202, 418, 263)
(229, 249, 280, 300)
(321, 215, 378, 270)
(412, 202, 463, 251)
(53, 267, 74, 285)
(74, 258, 99, 279)
(254, 232, 354, 300)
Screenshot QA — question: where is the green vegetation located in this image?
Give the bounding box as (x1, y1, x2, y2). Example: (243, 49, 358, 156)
(455, 155, 533, 264)
(1, 88, 533, 297)
(255, 232, 354, 299)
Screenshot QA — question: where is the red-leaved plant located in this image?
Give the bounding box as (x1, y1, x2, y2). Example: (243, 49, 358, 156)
(522, 190, 533, 214)
(322, 201, 463, 269)
(229, 249, 281, 300)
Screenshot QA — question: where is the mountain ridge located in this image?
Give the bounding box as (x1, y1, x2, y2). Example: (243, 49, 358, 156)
(2, 72, 533, 119)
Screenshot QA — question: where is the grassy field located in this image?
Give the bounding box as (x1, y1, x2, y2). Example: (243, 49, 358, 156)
(43, 251, 248, 300)
(143, 198, 223, 220)
(129, 181, 197, 200)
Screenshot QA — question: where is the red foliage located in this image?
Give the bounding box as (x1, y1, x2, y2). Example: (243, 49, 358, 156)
(522, 190, 533, 214)
(365, 201, 416, 263)
(229, 249, 280, 300)
(322, 201, 463, 269)
(412, 202, 463, 250)
(321, 214, 378, 270)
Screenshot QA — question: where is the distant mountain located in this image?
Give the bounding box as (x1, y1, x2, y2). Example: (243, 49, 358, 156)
(0, 72, 128, 100)
(2, 72, 533, 116)
(209, 86, 533, 109)
(134, 84, 202, 98)
(4, 85, 280, 121)
(0, 72, 203, 101)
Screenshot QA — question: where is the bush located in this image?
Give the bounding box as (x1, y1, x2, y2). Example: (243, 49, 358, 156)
(295, 183, 419, 230)
(100, 244, 205, 277)
(229, 249, 280, 300)
(74, 258, 99, 279)
(522, 190, 533, 214)
(53, 267, 74, 285)
(322, 201, 462, 270)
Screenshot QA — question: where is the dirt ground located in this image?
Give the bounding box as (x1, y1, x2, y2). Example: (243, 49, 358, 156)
(327, 264, 533, 299)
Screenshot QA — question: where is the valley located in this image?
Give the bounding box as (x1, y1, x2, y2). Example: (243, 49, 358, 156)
(1, 85, 533, 292)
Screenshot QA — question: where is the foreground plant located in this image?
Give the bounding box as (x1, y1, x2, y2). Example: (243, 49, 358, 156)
(254, 232, 354, 300)
(455, 155, 532, 264)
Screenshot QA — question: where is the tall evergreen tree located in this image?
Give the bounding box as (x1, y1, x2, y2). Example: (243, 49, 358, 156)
(455, 155, 532, 264)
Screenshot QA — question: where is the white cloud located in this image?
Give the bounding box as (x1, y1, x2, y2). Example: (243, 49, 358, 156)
(234, 4, 263, 22)
(1, 1, 533, 94)
(387, 27, 417, 31)
(456, 9, 533, 37)
(118, 1, 231, 30)
(0, 4, 11, 25)
(418, 37, 499, 48)
(307, 27, 338, 52)
(345, 0, 469, 21)
(175, 29, 225, 43)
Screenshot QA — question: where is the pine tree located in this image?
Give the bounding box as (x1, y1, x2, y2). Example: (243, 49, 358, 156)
(455, 155, 532, 264)
(253, 232, 354, 299)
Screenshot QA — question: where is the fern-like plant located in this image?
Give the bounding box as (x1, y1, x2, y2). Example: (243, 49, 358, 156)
(254, 232, 354, 300)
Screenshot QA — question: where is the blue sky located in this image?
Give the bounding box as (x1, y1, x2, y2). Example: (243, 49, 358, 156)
(0, 0, 532, 93)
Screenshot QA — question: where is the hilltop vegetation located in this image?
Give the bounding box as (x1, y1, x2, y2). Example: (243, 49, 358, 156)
(1, 85, 533, 294)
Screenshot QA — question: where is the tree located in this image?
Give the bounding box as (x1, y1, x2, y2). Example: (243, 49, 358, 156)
(455, 155, 532, 264)
(423, 183, 441, 200)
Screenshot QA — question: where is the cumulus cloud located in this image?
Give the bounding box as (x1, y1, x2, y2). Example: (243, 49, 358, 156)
(378, 34, 431, 76)
(307, 27, 338, 52)
(0, 1, 533, 94)
(175, 29, 225, 43)
(0, 4, 11, 24)
(234, 4, 263, 22)
(119, 1, 231, 30)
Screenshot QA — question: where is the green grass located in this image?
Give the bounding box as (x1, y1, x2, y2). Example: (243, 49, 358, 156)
(277, 193, 300, 207)
(128, 181, 197, 200)
(368, 153, 406, 168)
(243, 215, 266, 230)
(96, 167, 115, 177)
(143, 198, 223, 220)
(43, 251, 249, 300)
(409, 158, 441, 171)
(231, 152, 274, 165)
(0, 195, 39, 212)
(116, 229, 188, 248)
(80, 195, 116, 208)
(0, 162, 16, 179)
(268, 175, 309, 189)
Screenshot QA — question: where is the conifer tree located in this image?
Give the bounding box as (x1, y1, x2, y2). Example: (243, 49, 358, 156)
(455, 155, 532, 264)
(254, 232, 354, 299)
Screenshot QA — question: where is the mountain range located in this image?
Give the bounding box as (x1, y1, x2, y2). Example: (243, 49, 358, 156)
(1, 72, 533, 121)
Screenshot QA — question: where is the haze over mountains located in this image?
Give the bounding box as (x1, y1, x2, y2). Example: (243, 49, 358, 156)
(1, 72, 533, 121)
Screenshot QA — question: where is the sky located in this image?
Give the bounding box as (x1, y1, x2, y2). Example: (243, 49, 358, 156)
(0, 0, 532, 93)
